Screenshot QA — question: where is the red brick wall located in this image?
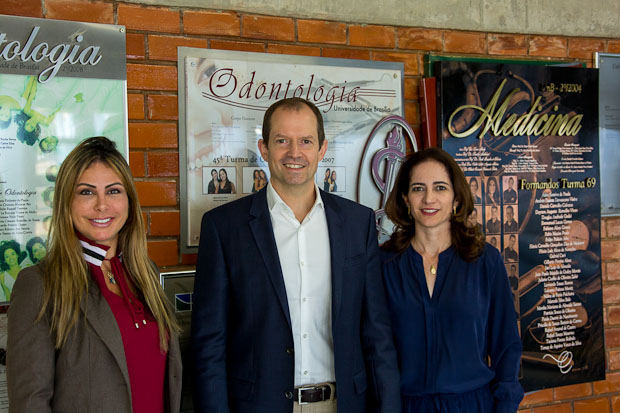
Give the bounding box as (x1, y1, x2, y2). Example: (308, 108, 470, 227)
(2, 1, 619, 410)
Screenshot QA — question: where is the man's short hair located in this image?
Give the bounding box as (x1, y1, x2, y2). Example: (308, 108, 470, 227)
(262, 97, 326, 148)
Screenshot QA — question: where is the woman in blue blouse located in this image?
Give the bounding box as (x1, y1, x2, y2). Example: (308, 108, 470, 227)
(381, 147, 523, 413)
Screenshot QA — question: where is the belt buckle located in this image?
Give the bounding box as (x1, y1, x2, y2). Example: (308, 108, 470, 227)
(297, 385, 324, 405)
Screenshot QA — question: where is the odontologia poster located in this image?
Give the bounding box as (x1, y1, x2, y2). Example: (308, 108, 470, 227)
(436, 61, 603, 391)
(178, 48, 405, 252)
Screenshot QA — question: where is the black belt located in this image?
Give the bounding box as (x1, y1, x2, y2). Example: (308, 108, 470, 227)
(294, 384, 334, 404)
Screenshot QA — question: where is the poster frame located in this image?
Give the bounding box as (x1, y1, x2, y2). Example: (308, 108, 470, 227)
(435, 59, 603, 392)
(177, 47, 405, 254)
(594, 52, 620, 216)
(0, 15, 128, 305)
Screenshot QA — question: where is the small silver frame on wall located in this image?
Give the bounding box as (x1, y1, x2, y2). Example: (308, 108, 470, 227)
(595, 52, 620, 216)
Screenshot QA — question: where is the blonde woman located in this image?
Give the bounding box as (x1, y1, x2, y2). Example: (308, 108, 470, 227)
(7, 136, 181, 412)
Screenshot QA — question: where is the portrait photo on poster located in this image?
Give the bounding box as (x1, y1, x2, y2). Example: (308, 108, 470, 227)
(242, 167, 270, 194)
(202, 166, 237, 195)
(317, 166, 345, 193)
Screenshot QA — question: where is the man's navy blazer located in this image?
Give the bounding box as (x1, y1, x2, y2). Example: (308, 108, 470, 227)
(191, 187, 400, 413)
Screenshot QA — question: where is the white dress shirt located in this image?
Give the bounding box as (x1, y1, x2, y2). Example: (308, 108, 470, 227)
(266, 183, 335, 386)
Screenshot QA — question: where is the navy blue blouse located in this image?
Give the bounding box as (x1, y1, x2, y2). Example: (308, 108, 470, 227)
(381, 244, 523, 412)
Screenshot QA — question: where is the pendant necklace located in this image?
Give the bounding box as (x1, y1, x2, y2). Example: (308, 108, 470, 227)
(430, 264, 437, 275)
(104, 270, 117, 285)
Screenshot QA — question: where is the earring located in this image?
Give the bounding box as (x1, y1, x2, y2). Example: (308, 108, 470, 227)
(407, 205, 412, 218)
(453, 205, 457, 215)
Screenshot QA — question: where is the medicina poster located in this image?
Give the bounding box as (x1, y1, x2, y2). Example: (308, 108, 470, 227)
(436, 60, 603, 391)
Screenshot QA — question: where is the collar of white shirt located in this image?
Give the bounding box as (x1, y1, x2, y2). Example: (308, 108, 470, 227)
(266, 182, 324, 222)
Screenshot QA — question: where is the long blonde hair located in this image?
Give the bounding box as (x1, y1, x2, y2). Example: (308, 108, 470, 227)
(40, 136, 179, 350)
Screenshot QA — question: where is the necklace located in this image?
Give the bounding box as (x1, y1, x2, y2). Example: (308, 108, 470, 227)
(430, 264, 437, 275)
(104, 270, 117, 285)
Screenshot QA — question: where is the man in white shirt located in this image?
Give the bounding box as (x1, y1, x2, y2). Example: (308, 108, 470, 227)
(192, 98, 400, 413)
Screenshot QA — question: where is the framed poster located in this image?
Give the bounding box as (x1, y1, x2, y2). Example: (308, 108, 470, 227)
(178, 48, 405, 253)
(0, 15, 127, 303)
(436, 60, 603, 391)
(595, 52, 620, 216)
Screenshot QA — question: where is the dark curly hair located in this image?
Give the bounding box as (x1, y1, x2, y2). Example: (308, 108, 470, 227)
(26, 236, 46, 264)
(0, 240, 27, 271)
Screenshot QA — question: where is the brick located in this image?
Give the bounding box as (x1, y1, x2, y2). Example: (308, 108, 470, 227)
(142, 212, 148, 232)
(127, 93, 145, 120)
(609, 41, 620, 54)
(148, 35, 207, 61)
(397, 28, 442, 51)
(210, 40, 265, 53)
(118, 4, 180, 34)
(520, 388, 554, 407)
(126, 33, 146, 60)
(322, 48, 371, 61)
(129, 123, 178, 149)
(529, 36, 567, 58)
(135, 181, 177, 207)
(607, 219, 620, 238)
(609, 306, 620, 325)
(183, 10, 240, 36)
(147, 239, 178, 266)
(488, 34, 528, 56)
(609, 349, 620, 370)
(532, 403, 571, 413)
(574, 397, 610, 413)
(0, 0, 42, 17)
(268, 44, 321, 57)
(606, 326, 620, 348)
(297, 20, 346, 45)
(349, 25, 395, 48)
(604, 262, 609, 280)
(242, 15, 294, 41)
(46, 0, 113, 23)
(603, 219, 608, 239)
(553, 383, 592, 400)
(608, 262, 620, 282)
(147, 152, 179, 177)
(569, 38, 606, 59)
(445, 31, 486, 54)
(147, 95, 178, 121)
(127, 64, 177, 91)
(404, 77, 419, 100)
(594, 372, 620, 394)
(182, 254, 197, 265)
(129, 151, 145, 178)
(614, 395, 620, 412)
(605, 284, 620, 305)
(150, 211, 180, 236)
(373, 51, 419, 76)
(603, 240, 620, 261)
(554, 382, 592, 400)
(405, 100, 419, 126)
